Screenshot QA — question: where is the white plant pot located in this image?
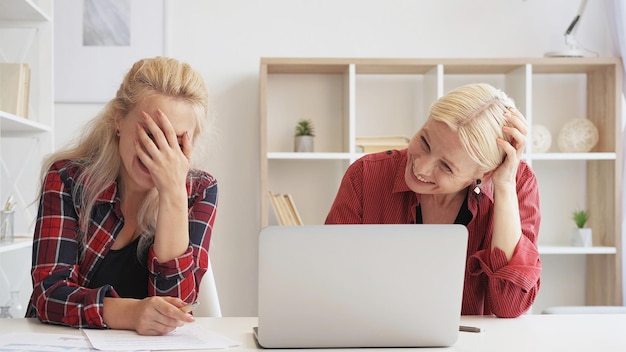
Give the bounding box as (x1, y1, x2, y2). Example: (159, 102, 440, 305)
(294, 135, 314, 152)
(570, 228, 592, 247)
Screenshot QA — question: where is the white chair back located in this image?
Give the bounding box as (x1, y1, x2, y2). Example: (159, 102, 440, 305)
(194, 258, 222, 317)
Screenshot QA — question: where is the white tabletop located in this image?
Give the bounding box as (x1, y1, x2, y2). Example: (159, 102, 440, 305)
(1, 315, 625, 351)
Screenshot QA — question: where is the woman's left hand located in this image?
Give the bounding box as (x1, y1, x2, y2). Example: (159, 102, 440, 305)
(135, 109, 191, 194)
(491, 107, 528, 187)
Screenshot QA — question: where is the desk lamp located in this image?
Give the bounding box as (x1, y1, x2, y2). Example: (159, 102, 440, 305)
(545, 0, 588, 57)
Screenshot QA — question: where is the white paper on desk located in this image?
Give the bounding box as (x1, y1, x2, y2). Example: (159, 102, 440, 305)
(0, 332, 141, 352)
(82, 323, 240, 350)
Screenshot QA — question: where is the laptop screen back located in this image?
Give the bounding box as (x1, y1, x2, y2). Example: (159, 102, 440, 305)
(256, 224, 468, 348)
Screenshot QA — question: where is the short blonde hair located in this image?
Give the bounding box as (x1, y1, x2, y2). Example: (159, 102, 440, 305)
(429, 83, 516, 172)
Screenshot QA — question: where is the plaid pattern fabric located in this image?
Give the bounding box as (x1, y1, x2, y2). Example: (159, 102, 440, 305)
(325, 149, 541, 318)
(27, 159, 218, 328)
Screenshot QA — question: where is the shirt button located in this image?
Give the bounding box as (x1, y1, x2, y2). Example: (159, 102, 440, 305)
(386, 150, 392, 154)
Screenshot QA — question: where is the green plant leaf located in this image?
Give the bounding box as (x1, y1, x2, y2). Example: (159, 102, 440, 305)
(571, 209, 589, 228)
(295, 119, 315, 137)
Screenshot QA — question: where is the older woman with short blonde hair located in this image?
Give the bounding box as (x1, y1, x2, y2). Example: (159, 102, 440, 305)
(326, 83, 541, 318)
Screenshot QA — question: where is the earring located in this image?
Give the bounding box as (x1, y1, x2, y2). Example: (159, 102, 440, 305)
(473, 179, 482, 195)
(116, 130, 120, 137)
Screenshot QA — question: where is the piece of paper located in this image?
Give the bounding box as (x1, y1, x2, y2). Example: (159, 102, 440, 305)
(0, 332, 140, 352)
(82, 323, 240, 350)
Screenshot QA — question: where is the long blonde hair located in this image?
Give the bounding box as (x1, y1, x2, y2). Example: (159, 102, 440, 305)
(429, 83, 516, 172)
(40, 56, 210, 245)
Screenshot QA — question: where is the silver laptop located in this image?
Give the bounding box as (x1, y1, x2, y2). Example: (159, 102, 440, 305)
(255, 224, 468, 348)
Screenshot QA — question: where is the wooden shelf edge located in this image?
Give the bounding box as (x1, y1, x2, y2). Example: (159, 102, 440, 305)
(267, 152, 357, 160)
(539, 245, 616, 255)
(526, 152, 616, 161)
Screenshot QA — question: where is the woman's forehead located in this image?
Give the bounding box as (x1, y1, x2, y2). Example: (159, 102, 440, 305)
(135, 96, 196, 123)
(421, 120, 480, 173)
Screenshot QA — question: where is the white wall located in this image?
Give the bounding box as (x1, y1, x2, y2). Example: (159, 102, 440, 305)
(54, 0, 617, 316)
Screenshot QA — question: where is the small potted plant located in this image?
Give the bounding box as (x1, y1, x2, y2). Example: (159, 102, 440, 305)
(571, 209, 592, 247)
(294, 119, 315, 152)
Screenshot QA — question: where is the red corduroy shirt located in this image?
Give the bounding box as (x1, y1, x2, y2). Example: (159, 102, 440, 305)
(325, 149, 541, 318)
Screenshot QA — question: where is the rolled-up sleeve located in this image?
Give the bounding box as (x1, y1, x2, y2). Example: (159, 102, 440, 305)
(468, 164, 541, 318)
(146, 174, 218, 303)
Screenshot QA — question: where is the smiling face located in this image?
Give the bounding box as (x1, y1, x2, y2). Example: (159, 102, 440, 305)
(404, 119, 482, 195)
(115, 94, 198, 194)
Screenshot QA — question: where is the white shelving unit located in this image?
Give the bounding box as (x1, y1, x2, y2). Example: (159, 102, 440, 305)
(0, 0, 54, 234)
(0, 0, 54, 310)
(259, 57, 623, 308)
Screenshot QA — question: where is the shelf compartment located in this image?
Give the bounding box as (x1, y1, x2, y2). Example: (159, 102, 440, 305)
(355, 73, 430, 140)
(268, 159, 349, 225)
(265, 73, 348, 153)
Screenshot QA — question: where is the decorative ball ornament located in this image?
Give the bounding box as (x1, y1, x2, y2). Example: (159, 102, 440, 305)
(531, 125, 552, 153)
(557, 118, 599, 153)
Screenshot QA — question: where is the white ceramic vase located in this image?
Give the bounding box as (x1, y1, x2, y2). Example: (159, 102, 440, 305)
(571, 228, 592, 247)
(294, 136, 314, 152)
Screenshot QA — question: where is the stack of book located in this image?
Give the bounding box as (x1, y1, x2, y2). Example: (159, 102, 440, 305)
(0, 63, 30, 118)
(268, 192, 302, 226)
(355, 136, 409, 153)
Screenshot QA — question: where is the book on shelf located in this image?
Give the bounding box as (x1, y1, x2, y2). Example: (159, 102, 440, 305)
(268, 192, 302, 226)
(0, 63, 30, 118)
(283, 194, 303, 226)
(268, 192, 289, 225)
(355, 136, 409, 153)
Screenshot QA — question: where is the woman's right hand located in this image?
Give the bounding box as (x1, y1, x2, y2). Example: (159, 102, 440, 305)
(491, 107, 528, 188)
(104, 296, 195, 335)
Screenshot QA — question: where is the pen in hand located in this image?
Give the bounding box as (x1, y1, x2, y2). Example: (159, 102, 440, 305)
(180, 301, 199, 313)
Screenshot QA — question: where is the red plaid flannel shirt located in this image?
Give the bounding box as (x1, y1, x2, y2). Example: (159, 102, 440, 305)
(27, 159, 218, 328)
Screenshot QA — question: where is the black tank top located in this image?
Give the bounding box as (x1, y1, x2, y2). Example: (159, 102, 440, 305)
(416, 194, 472, 225)
(88, 237, 149, 299)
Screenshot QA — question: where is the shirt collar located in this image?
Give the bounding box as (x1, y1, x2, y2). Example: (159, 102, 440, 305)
(95, 182, 119, 204)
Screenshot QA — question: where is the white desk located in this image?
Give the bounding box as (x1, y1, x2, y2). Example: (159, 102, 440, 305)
(1, 315, 625, 351)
